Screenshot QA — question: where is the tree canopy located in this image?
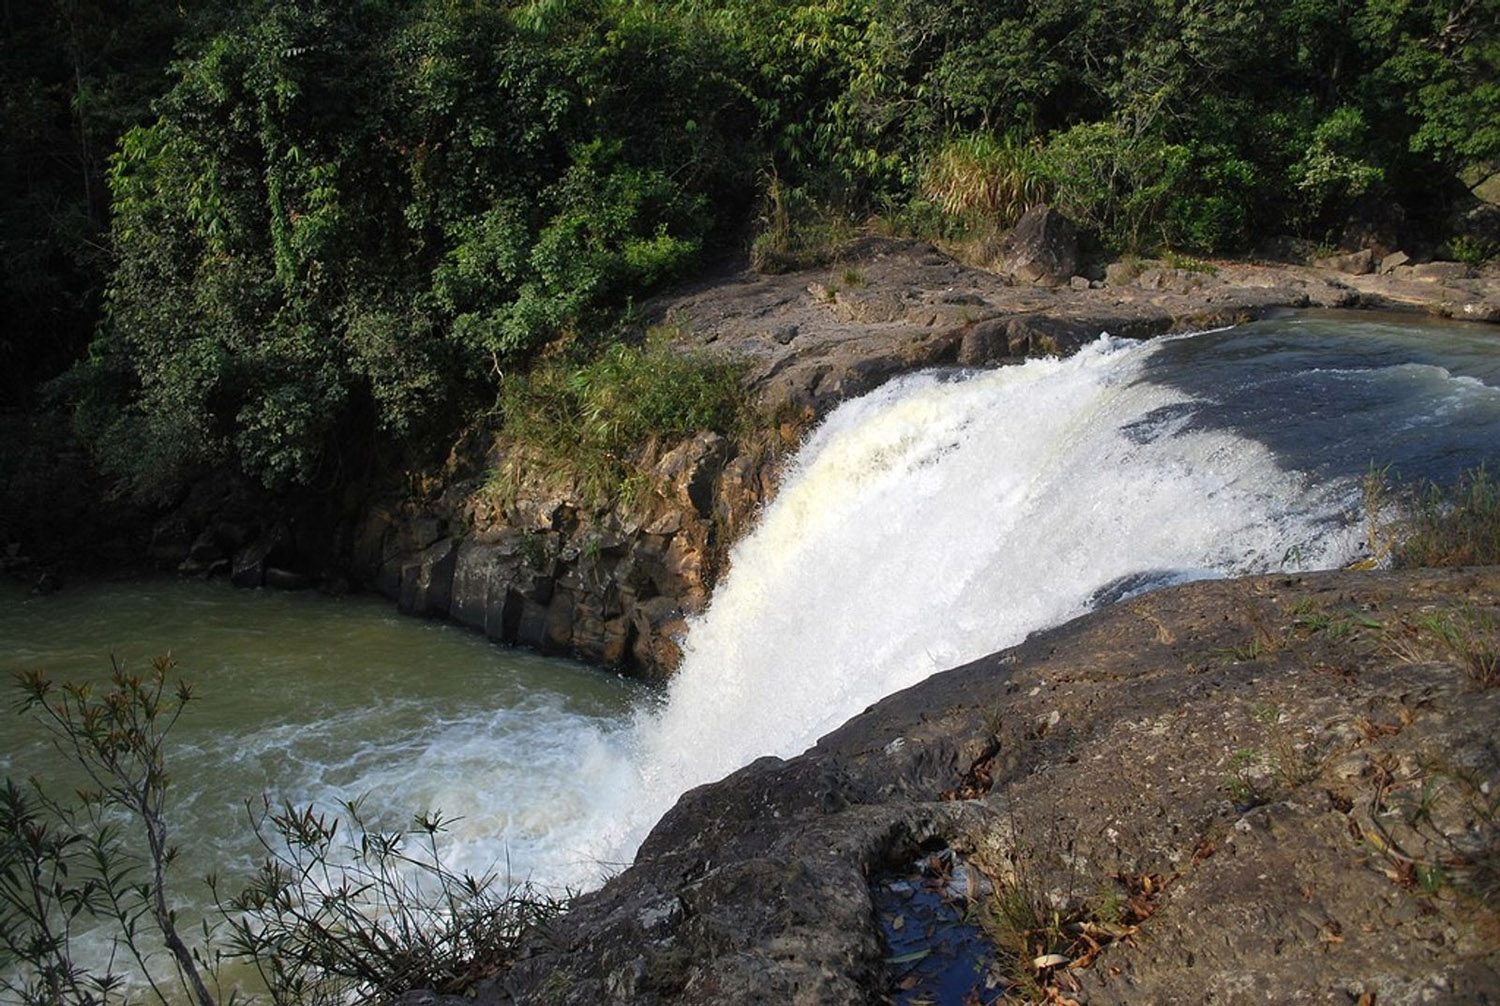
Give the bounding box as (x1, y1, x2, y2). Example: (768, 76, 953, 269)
(6, 0, 1496, 500)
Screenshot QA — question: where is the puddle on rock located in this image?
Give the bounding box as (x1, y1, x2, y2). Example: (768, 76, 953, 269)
(872, 846, 1002, 1005)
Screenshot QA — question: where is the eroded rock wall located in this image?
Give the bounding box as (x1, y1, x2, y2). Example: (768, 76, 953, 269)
(348, 432, 782, 679)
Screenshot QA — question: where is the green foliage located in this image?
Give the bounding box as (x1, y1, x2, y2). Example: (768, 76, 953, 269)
(78, 0, 756, 501)
(1041, 122, 1193, 254)
(1289, 106, 1386, 228)
(921, 134, 1048, 231)
(2, 663, 564, 1005)
(496, 337, 747, 505)
(31, 0, 1500, 502)
(1394, 466, 1500, 569)
(1447, 234, 1500, 265)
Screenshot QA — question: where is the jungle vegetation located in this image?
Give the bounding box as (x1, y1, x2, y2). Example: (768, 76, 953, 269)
(5, 0, 1498, 502)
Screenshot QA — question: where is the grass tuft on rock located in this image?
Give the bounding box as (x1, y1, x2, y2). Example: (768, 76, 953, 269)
(492, 334, 748, 506)
(1393, 466, 1500, 569)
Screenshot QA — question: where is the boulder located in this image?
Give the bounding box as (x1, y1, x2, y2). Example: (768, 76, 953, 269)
(149, 516, 194, 568)
(1380, 250, 1411, 274)
(1339, 195, 1406, 256)
(230, 524, 295, 588)
(1104, 260, 1142, 287)
(997, 204, 1078, 286)
(263, 567, 313, 590)
(1410, 260, 1471, 282)
(956, 317, 1011, 366)
(1315, 248, 1375, 275)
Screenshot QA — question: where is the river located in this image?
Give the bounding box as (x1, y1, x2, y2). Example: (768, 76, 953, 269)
(3, 311, 1499, 988)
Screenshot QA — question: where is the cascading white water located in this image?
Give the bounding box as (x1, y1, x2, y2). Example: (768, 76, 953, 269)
(9, 317, 1500, 999)
(595, 333, 1372, 864)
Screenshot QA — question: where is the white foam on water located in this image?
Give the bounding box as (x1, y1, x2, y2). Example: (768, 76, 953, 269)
(603, 335, 1363, 862)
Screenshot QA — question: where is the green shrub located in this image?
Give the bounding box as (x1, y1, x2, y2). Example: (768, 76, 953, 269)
(1041, 121, 1190, 254)
(1446, 235, 1499, 267)
(496, 337, 747, 505)
(920, 133, 1047, 230)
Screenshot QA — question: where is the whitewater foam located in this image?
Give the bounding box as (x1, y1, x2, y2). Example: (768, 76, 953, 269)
(597, 335, 1365, 865)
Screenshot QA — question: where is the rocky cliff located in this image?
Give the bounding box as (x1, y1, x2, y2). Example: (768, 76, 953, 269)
(484, 566, 1500, 1004)
(339, 238, 1500, 679)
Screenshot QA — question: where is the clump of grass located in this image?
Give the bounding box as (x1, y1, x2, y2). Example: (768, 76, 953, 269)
(1161, 250, 1218, 275)
(494, 336, 747, 506)
(978, 863, 1161, 1002)
(750, 174, 859, 274)
(921, 134, 1048, 227)
(1384, 604, 1499, 688)
(1393, 466, 1500, 568)
(1221, 711, 1318, 811)
(1367, 762, 1500, 914)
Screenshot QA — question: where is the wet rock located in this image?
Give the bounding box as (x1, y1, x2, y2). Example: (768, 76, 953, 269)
(186, 527, 224, 565)
(149, 516, 195, 568)
(450, 538, 523, 638)
(1461, 299, 1500, 322)
(630, 596, 688, 678)
(263, 567, 313, 590)
(231, 524, 295, 588)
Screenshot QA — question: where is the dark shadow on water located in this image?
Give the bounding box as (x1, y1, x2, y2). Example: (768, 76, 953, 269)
(1127, 314, 1500, 487)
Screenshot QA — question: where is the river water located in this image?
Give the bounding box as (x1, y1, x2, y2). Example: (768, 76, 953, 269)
(3, 312, 1499, 977)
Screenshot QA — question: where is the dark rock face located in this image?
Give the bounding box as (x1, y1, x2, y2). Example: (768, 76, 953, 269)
(998, 204, 1080, 286)
(346, 433, 778, 679)
(498, 567, 1500, 1004)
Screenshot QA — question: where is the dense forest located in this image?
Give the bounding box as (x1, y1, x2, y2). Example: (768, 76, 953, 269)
(4, 0, 1498, 507)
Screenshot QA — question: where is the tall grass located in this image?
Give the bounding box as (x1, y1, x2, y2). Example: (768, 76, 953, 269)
(920, 134, 1048, 228)
(495, 334, 747, 505)
(750, 173, 859, 274)
(1393, 466, 1500, 569)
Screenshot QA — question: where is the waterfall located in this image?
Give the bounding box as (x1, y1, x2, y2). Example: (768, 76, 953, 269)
(598, 333, 1371, 866)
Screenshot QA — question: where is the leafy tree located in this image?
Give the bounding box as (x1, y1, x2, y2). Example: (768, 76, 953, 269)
(43, 0, 1500, 505)
(79, 0, 758, 501)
